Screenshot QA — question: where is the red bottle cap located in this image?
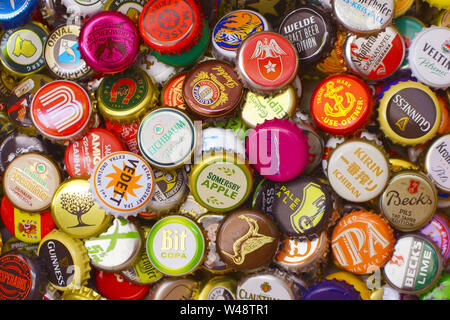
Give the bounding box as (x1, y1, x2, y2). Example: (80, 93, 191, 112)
(94, 269, 150, 300)
(236, 31, 299, 95)
(65, 128, 127, 177)
(30, 80, 92, 143)
(139, 0, 204, 55)
(310, 74, 372, 136)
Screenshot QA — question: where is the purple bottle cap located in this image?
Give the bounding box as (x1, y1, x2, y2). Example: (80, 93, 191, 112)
(302, 279, 362, 300)
(419, 213, 450, 265)
(79, 11, 140, 73)
(246, 118, 310, 182)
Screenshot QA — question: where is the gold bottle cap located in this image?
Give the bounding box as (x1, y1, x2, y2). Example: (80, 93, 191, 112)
(96, 67, 159, 124)
(241, 86, 297, 128)
(51, 178, 112, 239)
(389, 158, 419, 173)
(61, 286, 104, 300)
(189, 151, 253, 213)
(37, 229, 92, 291)
(197, 275, 238, 300)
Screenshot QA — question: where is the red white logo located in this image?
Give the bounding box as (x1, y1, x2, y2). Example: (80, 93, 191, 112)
(251, 38, 286, 81)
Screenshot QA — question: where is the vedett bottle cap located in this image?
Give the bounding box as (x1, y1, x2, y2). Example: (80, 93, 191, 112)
(212, 10, 269, 62)
(407, 27, 450, 90)
(333, 0, 394, 35)
(344, 26, 405, 80)
(79, 11, 140, 73)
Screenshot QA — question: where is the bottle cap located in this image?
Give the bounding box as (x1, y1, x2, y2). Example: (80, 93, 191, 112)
(251, 178, 282, 215)
(65, 128, 127, 178)
(425, 134, 450, 193)
(197, 213, 231, 273)
(325, 271, 371, 300)
(393, 16, 425, 70)
(197, 275, 237, 300)
(0, 251, 48, 300)
(178, 193, 208, 218)
(421, 273, 450, 300)
(189, 151, 253, 213)
(138, 0, 204, 55)
(0, 131, 48, 174)
(279, 5, 336, 64)
(85, 217, 141, 272)
(378, 80, 441, 146)
(94, 269, 150, 300)
(105, 120, 140, 155)
(310, 74, 373, 136)
(51, 178, 112, 239)
(216, 208, 280, 272)
(146, 167, 189, 216)
(7, 74, 53, 136)
(3, 152, 61, 213)
(407, 27, 450, 90)
(1, 195, 55, 244)
(0, 22, 49, 77)
(161, 71, 187, 109)
(274, 231, 329, 273)
(120, 225, 163, 284)
(302, 279, 361, 300)
(30, 80, 92, 143)
(269, 175, 338, 239)
(182, 60, 243, 118)
(332, 0, 394, 35)
(379, 171, 438, 232)
(212, 10, 269, 62)
(145, 215, 206, 276)
(383, 234, 443, 294)
(196, 127, 246, 159)
(37, 229, 91, 291)
(394, 0, 415, 16)
(316, 30, 348, 75)
(44, 24, 92, 81)
(79, 11, 140, 73)
(327, 139, 390, 202)
(103, 0, 147, 23)
(236, 31, 299, 95)
(151, 19, 210, 67)
(0, 0, 38, 29)
(331, 209, 395, 274)
(294, 120, 324, 174)
(237, 271, 299, 300)
(246, 118, 310, 182)
(138, 107, 197, 169)
(344, 26, 405, 80)
(241, 86, 297, 129)
(146, 277, 198, 300)
(61, 286, 103, 300)
(419, 212, 450, 266)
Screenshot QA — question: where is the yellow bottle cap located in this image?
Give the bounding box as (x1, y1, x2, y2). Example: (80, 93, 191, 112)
(325, 271, 371, 300)
(38, 229, 92, 291)
(51, 178, 113, 239)
(378, 80, 441, 146)
(96, 67, 159, 124)
(389, 158, 419, 173)
(62, 286, 104, 300)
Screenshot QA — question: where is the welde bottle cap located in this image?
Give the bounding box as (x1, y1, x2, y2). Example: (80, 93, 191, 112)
(79, 11, 140, 73)
(0, 0, 38, 29)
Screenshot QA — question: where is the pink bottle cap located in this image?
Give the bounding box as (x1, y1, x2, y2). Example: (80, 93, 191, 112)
(246, 118, 310, 182)
(79, 11, 140, 73)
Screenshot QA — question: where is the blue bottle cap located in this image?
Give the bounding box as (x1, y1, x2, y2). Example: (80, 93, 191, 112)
(0, 0, 38, 30)
(302, 279, 362, 300)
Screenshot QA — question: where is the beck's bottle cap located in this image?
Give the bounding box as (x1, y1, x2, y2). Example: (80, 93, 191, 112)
(145, 215, 206, 276)
(236, 31, 299, 95)
(216, 208, 280, 272)
(197, 275, 237, 300)
(383, 234, 443, 294)
(96, 67, 159, 124)
(94, 269, 150, 300)
(212, 10, 269, 62)
(138, 0, 204, 55)
(182, 60, 244, 118)
(344, 26, 405, 80)
(378, 80, 441, 146)
(331, 210, 395, 274)
(189, 151, 253, 213)
(310, 74, 373, 136)
(138, 107, 197, 169)
(407, 27, 450, 90)
(279, 5, 336, 64)
(333, 0, 394, 35)
(38, 229, 91, 291)
(246, 118, 310, 182)
(379, 171, 438, 232)
(89, 151, 155, 218)
(30, 80, 92, 144)
(51, 178, 112, 239)
(79, 11, 140, 73)
(0, 0, 38, 29)
(0, 21, 49, 77)
(3, 152, 61, 213)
